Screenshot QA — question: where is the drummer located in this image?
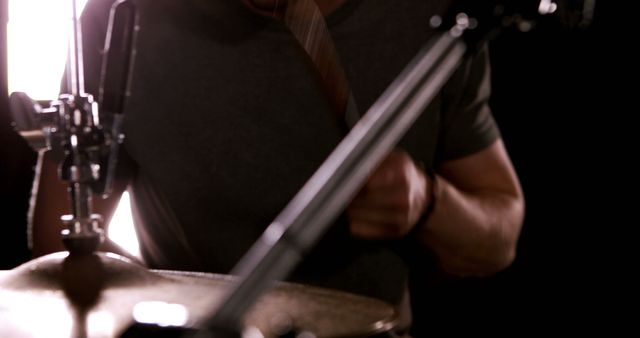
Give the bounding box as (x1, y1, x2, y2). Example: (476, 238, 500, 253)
(32, 0, 524, 335)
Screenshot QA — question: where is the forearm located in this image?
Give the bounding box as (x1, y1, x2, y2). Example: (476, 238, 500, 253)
(419, 173, 524, 277)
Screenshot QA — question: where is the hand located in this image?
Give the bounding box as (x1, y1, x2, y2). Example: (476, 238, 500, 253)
(347, 149, 431, 240)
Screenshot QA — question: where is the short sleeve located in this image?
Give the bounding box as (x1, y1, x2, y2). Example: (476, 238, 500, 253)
(435, 46, 500, 162)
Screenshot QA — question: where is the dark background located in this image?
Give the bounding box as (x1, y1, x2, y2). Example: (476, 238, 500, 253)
(1, 0, 613, 334)
(411, 3, 614, 335)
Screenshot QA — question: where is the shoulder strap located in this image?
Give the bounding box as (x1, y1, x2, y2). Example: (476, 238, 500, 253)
(246, 0, 359, 130)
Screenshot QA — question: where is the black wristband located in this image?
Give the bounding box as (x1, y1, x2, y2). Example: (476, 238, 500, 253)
(419, 167, 437, 227)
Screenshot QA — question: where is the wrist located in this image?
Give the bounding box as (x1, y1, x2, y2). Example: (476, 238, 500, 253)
(420, 167, 438, 226)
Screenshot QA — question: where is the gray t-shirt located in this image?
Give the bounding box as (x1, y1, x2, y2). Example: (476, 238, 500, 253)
(80, 0, 499, 306)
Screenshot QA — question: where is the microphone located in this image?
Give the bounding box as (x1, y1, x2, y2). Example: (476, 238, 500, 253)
(99, 0, 138, 129)
(95, 0, 139, 197)
(499, 0, 597, 29)
(434, 0, 597, 52)
(546, 0, 596, 28)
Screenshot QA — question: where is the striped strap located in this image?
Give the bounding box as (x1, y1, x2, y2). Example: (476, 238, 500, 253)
(246, 0, 359, 129)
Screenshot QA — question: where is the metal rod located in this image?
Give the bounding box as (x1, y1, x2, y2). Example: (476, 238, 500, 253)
(1, 0, 8, 108)
(68, 0, 85, 96)
(58, 0, 103, 253)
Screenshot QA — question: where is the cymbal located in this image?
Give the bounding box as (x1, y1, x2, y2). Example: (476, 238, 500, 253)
(0, 252, 397, 337)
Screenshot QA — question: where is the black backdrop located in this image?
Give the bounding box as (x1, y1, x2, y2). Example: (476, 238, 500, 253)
(410, 6, 611, 334)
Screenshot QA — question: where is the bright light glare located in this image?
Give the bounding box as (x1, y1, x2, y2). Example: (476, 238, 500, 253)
(0, 292, 72, 338)
(133, 301, 189, 327)
(8, 0, 88, 99)
(87, 311, 115, 337)
(108, 191, 141, 259)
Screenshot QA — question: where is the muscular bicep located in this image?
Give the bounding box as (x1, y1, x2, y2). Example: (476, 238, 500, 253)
(421, 139, 524, 275)
(437, 138, 522, 199)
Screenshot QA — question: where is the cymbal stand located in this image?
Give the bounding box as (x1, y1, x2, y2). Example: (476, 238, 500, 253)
(8, 0, 138, 255)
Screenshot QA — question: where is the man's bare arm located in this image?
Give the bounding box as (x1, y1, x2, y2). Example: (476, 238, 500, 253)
(348, 139, 524, 276)
(421, 139, 524, 276)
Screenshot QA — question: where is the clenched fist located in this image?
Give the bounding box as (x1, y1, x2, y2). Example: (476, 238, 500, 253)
(347, 149, 433, 240)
